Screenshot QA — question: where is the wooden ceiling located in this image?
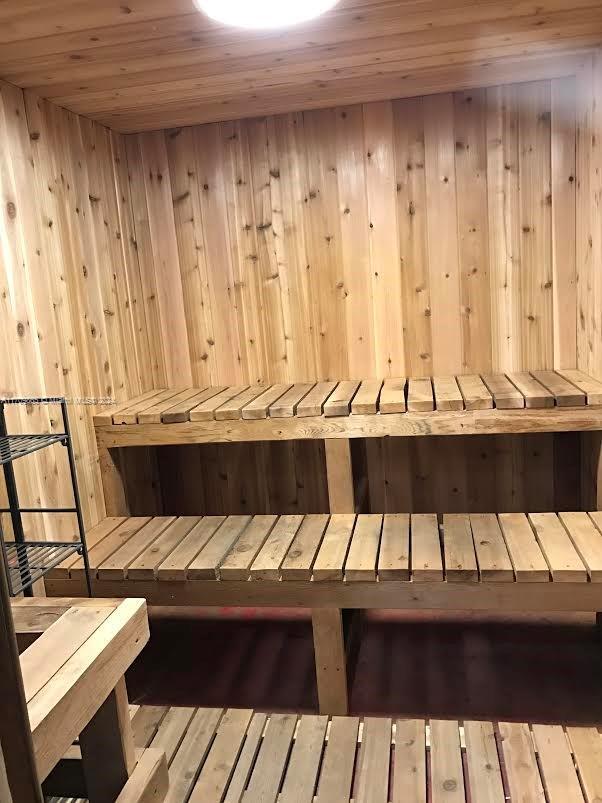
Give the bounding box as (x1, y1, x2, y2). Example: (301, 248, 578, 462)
(1, 0, 602, 132)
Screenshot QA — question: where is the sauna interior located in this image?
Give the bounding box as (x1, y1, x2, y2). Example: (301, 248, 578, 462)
(3, 1, 602, 801)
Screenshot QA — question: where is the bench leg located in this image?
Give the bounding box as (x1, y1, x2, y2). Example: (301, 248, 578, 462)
(80, 677, 136, 803)
(312, 608, 364, 715)
(325, 439, 355, 513)
(581, 432, 602, 510)
(97, 442, 128, 517)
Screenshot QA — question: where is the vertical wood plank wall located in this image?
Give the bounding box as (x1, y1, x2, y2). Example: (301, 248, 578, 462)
(577, 52, 602, 382)
(127, 78, 577, 382)
(0, 80, 153, 532)
(2, 67, 600, 523)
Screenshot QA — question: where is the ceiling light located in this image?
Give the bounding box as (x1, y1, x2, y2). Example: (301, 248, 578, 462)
(194, 0, 340, 29)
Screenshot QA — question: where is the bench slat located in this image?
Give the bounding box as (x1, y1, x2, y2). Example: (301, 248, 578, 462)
(162, 387, 225, 423)
(430, 720, 465, 802)
(469, 513, 514, 581)
(280, 514, 329, 580)
(378, 377, 406, 413)
(393, 720, 426, 803)
(215, 385, 269, 420)
(407, 377, 433, 412)
(464, 721, 505, 803)
(355, 718, 391, 803)
(156, 517, 225, 581)
(99, 517, 176, 580)
(190, 386, 250, 421)
(531, 371, 586, 406)
(279, 715, 328, 803)
(296, 382, 338, 417)
(49, 516, 126, 579)
(506, 372, 555, 408)
(313, 515, 356, 581)
(351, 380, 383, 415)
(433, 376, 464, 411)
(119, 389, 185, 425)
(345, 514, 383, 581)
(163, 708, 223, 803)
(556, 369, 602, 404)
(270, 383, 316, 418)
(150, 706, 196, 766)
(127, 517, 201, 580)
(498, 513, 549, 582)
(75, 517, 152, 579)
(138, 388, 204, 424)
(499, 723, 546, 802)
(532, 725, 584, 803)
(189, 708, 254, 803)
(456, 374, 493, 410)
(323, 381, 360, 417)
(411, 514, 442, 581)
(315, 716, 359, 803)
(250, 515, 304, 580)
(219, 515, 277, 580)
(188, 516, 252, 580)
(377, 513, 410, 580)
(566, 727, 602, 802)
(558, 512, 602, 581)
(442, 514, 478, 582)
(481, 374, 524, 409)
(93, 390, 164, 425)
(242, 713, 298, 803)
(223, 714, 267, 803)
(529, 513, 588, 582)
(242, 384, 292, 419)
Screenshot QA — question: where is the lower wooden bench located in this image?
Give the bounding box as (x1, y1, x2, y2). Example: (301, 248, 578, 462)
(56, 703, 602, 803)
(45, 511, 602, 715)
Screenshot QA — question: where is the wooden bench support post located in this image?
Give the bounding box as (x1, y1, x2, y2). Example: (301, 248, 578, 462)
(0, 550, 43, 803)
(581, 431, 602, 511)
(312, 608, 363, 715)
(324, 438, 354, 513)
(80, 677, 136, 803)
(98, 442, 128, 517)
(312, 608, 348, 715)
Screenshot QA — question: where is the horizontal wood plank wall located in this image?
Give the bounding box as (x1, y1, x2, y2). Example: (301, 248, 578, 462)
(0, 79, 155, 532)
(127, 78, 577, 381)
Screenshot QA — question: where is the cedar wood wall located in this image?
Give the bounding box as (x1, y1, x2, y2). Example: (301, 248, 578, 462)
(1, 53, 601, 528)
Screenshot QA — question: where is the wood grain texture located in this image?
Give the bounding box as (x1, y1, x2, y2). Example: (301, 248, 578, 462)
(0, 1, 598, 131)
(118, 79, 579, 390)
(0, 80, 155, 535)
(577, 51, 602, 392)
(1, 62, 597, 531)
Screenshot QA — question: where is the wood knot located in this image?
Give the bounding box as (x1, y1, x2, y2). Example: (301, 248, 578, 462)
(6, 201, 16, 219)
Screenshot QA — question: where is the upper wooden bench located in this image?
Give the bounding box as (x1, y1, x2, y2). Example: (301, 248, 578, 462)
(106, 702, 602, 803)
(94, 369, 602, 445)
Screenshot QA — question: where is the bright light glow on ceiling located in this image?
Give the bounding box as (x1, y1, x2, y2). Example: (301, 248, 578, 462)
(194, 0, 341, 29)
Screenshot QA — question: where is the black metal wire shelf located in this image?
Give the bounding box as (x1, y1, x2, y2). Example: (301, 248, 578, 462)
(0, 397, 91, 597)
(0, 433, 67, 466)
(5, 541, 81, 596)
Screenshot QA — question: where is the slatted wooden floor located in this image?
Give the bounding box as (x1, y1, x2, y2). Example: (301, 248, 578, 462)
(49, 512, 602, 585)
(93, 369, 602, 426)
(51, 704, 602, 803)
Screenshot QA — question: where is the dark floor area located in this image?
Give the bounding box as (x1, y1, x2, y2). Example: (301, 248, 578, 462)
(126, 608, 602, 725)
